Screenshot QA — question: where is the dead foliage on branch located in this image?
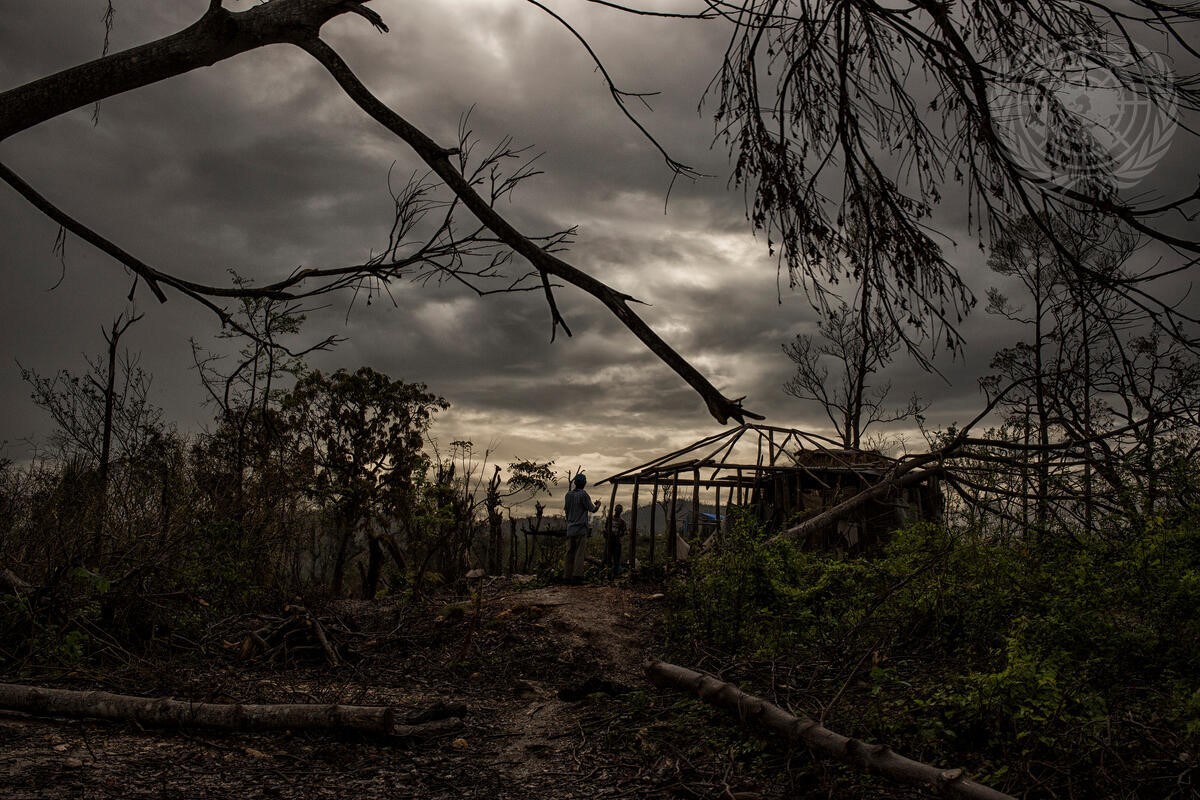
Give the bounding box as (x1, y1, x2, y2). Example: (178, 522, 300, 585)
(235, 604, 344, 667)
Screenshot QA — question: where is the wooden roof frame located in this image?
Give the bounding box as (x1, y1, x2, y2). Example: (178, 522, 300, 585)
(592, 425, 942, 564)
(597, 423, 905, 490)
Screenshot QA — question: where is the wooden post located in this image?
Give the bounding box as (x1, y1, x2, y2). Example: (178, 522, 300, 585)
(756, 469, 766, 522)
(508, 517, 517, 575)
(649, 481, 659, 566)
(691, 468, 701, 547)
(668, 474, 680, 562)
(606, 481, 619, 571)
(713, 484, 722, 544)
(781, 474, 792, 523)
(629, 479, 640, 571)
(725, 480, 734, 533)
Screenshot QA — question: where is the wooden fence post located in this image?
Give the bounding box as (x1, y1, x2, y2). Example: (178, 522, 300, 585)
(606, 481, 619, 570)
(668, 475, 679, 562)
(649, 481, 659, 566)
(508, 517, 517, 575)
(629, 480, 640, 571)
(713, 485, 721, 545)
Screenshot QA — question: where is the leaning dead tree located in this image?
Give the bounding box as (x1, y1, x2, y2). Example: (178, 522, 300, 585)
(3, 0, 1198, 425)
(646, 661, 1014, 800)
(0, 683, 463, 739)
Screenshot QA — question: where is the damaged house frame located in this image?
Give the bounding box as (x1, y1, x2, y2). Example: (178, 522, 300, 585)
(595, 424, 944, 567)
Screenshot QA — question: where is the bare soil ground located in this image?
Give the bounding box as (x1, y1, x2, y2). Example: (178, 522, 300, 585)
(0, 580, 669, 799)
(0, 579, 914, 799)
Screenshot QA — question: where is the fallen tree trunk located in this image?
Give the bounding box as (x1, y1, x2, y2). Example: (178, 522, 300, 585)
(0, 683, 462, 739)
(645, 661, 1014, 800)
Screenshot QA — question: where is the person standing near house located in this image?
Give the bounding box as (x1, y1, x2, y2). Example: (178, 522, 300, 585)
(604, 503, 627, 578)
(563, 473, 601, 582)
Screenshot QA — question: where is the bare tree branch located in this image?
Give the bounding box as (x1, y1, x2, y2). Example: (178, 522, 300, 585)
(295, 34, 761, 423)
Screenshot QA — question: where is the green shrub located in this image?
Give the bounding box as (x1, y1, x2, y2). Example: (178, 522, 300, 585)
(665, 515, 1200, 796)
(666, 511, 813, 656)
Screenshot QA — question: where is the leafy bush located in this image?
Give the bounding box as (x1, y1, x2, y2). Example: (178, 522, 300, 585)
(666, 510, 813, 656)
(666, 516, 1200, 797)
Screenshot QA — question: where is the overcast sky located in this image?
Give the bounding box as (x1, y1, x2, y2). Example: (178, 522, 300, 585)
(1, 0, 1195, 506)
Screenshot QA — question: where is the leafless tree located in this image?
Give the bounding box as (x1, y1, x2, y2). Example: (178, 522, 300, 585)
(964, 213, 1200, 535)
(982, 219, 1074, 531)
(187, 281, 338, 546)
(783, 297, 923, 450)
(21, 312, 157, 470)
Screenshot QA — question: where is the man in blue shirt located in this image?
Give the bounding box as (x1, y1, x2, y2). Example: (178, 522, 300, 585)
(563, 473, 601, 581)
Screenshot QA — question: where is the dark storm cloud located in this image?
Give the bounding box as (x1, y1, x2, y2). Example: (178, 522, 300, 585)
(2, 0, 1195, 485)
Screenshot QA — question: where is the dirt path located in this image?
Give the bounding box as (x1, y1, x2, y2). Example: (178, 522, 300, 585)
(0, 581, 672, 800)
(482, 584, 659, 789)
(490, 583, 654, 679)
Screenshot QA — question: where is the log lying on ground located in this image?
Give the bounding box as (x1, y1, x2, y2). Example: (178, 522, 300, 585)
(645, 661, 1014, 800)
(0, 683, 462, 739)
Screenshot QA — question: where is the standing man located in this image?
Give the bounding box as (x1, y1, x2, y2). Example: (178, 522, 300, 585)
(604, 503, 627, 578)
(564, 473, 601, 582)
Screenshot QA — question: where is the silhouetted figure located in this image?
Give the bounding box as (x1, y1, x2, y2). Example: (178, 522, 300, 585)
(563, 473, 601, 582)
(604, 503, 626, 578)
